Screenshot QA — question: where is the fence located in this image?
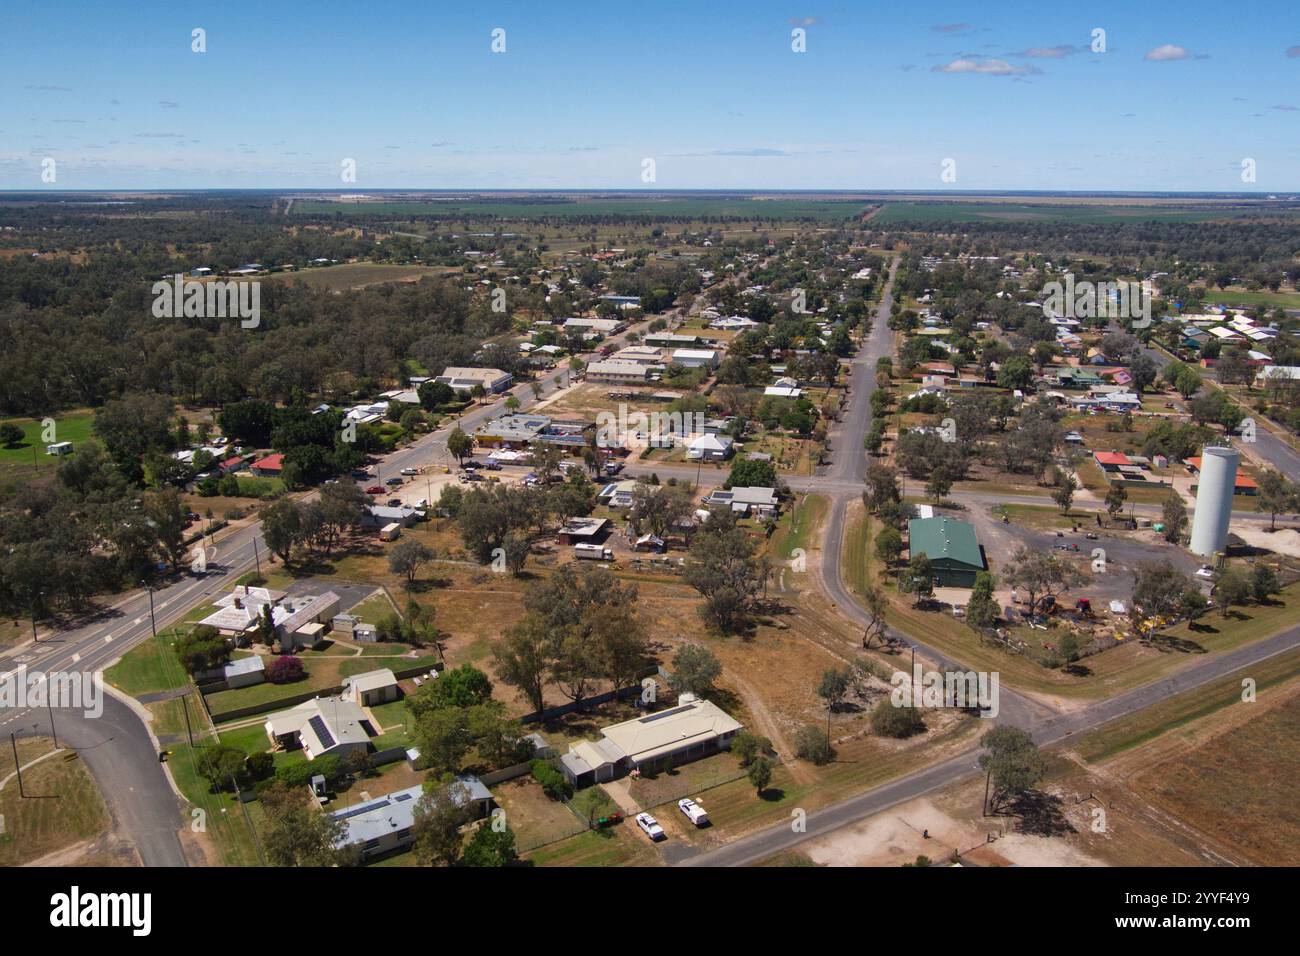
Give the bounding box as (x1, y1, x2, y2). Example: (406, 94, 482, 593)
(205, 661, 441, 724)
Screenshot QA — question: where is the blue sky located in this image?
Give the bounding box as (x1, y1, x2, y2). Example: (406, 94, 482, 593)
(2, 0, 1298, 191)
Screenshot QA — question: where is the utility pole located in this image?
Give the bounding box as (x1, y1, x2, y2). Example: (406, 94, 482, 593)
(253, 538, 262, 578)
(10, 734, 24, 798)
(142, 582, 157, 638)
(180, 693, 194, 747)
(47, 691, 57, 749)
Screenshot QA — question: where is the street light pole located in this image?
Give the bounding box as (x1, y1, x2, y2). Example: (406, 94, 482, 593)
(143, 582, 157, 638)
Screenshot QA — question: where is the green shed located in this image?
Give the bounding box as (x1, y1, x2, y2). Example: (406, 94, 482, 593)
(906, 516, 986, 587)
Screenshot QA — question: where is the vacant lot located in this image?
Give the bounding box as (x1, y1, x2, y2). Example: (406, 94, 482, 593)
(0, 737, 111, 866)
(265, 262, 451, 291)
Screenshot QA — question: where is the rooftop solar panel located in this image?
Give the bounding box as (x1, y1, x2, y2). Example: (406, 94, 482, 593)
(308, 715, 336, 750)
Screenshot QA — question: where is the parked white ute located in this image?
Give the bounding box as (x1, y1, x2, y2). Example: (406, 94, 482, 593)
(677, 797, 709, 827)
(635, 812, 666, 841)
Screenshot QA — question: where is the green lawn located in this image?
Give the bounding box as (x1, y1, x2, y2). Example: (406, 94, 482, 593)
(1199, 289, 1300, 310)
(770, 493, 828, 562)
(0, 412, 95, 484)
(104, 631, 191, 696)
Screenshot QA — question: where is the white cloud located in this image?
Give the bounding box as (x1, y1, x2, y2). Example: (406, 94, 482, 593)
(934, 57, 1038, 76)
(1145, 44, 1189, 61)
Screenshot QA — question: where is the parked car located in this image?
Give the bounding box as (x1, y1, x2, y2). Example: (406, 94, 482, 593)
(635, 812, 665, 841)
(365, 485, 383, 495)
(1196, 565, 1215, 579)
(385, 477, 404, 486)
(386, 498, 402, 507)
(350, 469, 371, 480)
(677, 798, 709, 827)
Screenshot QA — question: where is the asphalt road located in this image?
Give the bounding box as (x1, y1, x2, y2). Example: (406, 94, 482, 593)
(682, 620, 1300, 867)
(0, 300, 687, 866)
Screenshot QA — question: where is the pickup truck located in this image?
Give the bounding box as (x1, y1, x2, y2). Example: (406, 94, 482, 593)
(635, 812, 666, 841)
(400, 467, 419, 476)
(677, 798, 709, 827)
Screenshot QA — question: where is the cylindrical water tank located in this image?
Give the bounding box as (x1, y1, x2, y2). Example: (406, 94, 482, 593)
(1189, 446, 1239, 558)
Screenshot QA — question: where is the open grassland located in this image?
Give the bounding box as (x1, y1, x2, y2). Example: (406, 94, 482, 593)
(0, 737, 111, 866)
(1073, 647, 1300, 762)
(1198, 288, 1300, 310)
(0, 411, 94, 485)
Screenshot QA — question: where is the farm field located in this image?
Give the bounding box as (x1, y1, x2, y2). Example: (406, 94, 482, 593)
(265, 262, 453, 290)
(293, 197, 868, 221)
(872, 202, 1276, 225)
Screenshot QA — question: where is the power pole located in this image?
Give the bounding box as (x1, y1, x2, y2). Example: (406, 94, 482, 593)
(10, 734, 24, 798)
(181, 692, 194, 748)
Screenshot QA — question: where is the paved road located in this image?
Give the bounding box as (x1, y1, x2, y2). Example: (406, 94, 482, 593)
(0, 300, 687, 866)
(683, 621, 1300, 867)
(673, 263, 1300, 866)
(1132, 333, 1300, 478)
(15, 694, 188, 868)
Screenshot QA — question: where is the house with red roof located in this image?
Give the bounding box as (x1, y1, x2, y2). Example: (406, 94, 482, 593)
(1093, 450, 1131, 472)
(218, 455, 248, 475)
(251, 453, 284, 476)
(1186, 456, 1259, 495)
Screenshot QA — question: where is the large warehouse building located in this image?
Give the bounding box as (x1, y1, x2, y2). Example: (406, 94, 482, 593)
(906, 516, 986, 587)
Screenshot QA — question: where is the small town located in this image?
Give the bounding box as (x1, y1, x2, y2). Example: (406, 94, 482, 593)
(0, 0, 1293, 939)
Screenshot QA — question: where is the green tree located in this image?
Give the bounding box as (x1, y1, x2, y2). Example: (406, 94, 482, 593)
(1160, 492, 1188, 544)
(388, 539, 435, 588)
(447, 426, 473, 465)
(462, 821, 518, 867)
(978, 726, 1047, 815)
(747, 755, 773, 796)
(667, 644, 723, 699)
(412, 779, 475, 867)
(260, 781, 353, 866)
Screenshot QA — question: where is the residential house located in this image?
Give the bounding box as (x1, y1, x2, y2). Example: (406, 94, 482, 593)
(559, 695, 743, 788)
(264, 695, 372, 761)
(703, 486, 779, 517)
(687, 434, 734, 461)
(331, 777, 493, 861)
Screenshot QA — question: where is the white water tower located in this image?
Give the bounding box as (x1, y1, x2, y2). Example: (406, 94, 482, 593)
(1189, 446, 1239, 558)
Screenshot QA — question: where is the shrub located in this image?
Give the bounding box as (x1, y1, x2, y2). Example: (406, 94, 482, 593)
(276, 753, 342, 789)
(870, 699, 926, 738)
(265, 655, 304, 684)
(530, 759, 572, 800)
(245, 751, 275, 782)
(794, 724, 835, 765)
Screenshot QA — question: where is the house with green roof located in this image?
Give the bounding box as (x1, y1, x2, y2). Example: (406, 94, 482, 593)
(906, 516, 986, 587)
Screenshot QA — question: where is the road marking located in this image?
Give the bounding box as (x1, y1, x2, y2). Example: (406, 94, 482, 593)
(104, 635, 114, 643)
(72, 653, 81, 663)
(132, 617, 143, 625)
